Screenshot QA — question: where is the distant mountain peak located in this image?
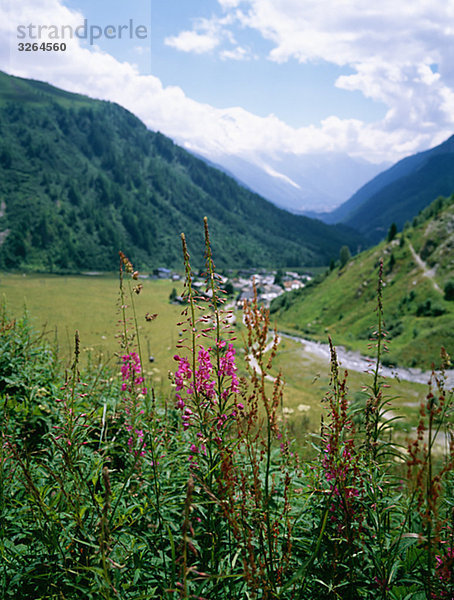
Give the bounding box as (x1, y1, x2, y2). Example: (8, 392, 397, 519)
(190, 149, 387, 215)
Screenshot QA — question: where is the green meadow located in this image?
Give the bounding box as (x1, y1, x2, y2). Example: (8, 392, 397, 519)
(0, 274, 183, 393)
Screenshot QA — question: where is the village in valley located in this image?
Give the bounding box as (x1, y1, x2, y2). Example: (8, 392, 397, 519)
(152, 267, 312, 308)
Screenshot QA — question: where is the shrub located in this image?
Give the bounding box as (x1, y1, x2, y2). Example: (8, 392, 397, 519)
(444, 279, 454, 301)
(387, 222, 397, 242)
(339, 245, 351, 268)
(416, 298, 446, 317)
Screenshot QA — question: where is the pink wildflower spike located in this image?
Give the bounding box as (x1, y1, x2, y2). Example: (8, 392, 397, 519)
(194, 347, 216, 399)
(121, 351, 149, 457)
(218, 343, 239, 399)
(175, 355, 192, 393)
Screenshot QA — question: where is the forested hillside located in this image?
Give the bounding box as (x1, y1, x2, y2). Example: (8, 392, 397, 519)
(0, 71, 362, 272)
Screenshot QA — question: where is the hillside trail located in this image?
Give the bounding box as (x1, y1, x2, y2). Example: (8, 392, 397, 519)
(407, 240, 443, 294)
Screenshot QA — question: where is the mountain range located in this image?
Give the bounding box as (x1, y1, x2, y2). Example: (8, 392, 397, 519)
(1, 69, 454, 275)
(189, 123, 454, 248)
(0, 71, 362, 273)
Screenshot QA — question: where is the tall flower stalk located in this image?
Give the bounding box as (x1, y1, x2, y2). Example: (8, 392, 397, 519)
(173, 219, 243, 587)
(406, 354, 454, 599)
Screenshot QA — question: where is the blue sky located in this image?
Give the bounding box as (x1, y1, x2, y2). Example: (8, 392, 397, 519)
(1, 0, 454, 169)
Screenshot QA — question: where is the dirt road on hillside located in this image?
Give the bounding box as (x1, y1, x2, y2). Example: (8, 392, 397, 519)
(407, 241, 442, 294)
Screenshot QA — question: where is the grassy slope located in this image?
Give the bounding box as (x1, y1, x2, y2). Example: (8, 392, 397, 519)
(272, 196, 454, 370)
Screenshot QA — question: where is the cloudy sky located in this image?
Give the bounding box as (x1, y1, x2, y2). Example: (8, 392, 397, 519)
(2, 0, 454, 166)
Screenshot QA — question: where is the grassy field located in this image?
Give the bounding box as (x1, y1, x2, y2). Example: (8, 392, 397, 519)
(0, 272, 430, 439)
(0, 273, 185, 394)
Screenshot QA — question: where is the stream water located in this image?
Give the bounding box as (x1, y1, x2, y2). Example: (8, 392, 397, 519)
(281, 333, 454, 388)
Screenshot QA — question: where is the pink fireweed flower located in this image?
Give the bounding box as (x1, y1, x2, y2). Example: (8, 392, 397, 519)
(435, 546, 454, 591)
(174, 355, 192, 392)
(121, 352, 148, 457)
(176, 395, 185, 410)
(174, 343, 240, 433)
(121, 352, 147, 395)
(174, 348, 215, 407)
(195, 348, 216, 399)
(218, 343, 239, 395)
(216, 414, 228, 430)
(181, 407, 194, 430)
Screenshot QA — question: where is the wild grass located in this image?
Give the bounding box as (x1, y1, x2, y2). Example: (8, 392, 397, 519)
(1, 221, 453, 599)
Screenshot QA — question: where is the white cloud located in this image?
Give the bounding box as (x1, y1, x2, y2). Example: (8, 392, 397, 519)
(165, 29, 219, 54)
(235, 0, 453, 66)
(218, 0, 243, 8)
(232, 0, 454, 134)
(220, 46, 252, 60)
(156, 0, 454, 156)
(164, 15, 237, 55)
